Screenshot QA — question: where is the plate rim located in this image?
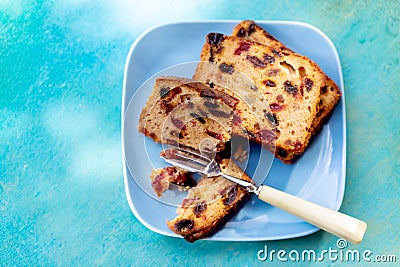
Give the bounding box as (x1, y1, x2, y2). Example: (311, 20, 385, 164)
(121, 19, 346, 241)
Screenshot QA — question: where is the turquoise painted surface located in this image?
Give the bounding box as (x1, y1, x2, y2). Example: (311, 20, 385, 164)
(1, 0, 399, 266)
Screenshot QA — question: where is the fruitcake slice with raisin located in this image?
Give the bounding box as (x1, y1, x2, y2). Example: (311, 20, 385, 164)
(231, 20, 341, 136)
(138, 76, 276, 154)
(193, 33, 328, 162)
(165, 157, 252, 242)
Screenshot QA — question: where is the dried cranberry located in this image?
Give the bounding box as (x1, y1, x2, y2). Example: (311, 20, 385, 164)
(263, 54, 275, 64)
(304, 78, 313, 92)
(169, 87, 182, 99)
(219, 63, 234, 74)
(269, 103, 285, 112)
(161, 148, 177, 159)
(246, 55, 266, 68)
(284, 81, 298, 96)
(294, 141, 303, 151)
(207, 33, 224, 46)
(160, 100, 173, 114)
(200, 88, 216, 99)
(258, 129, 277, 143)
(174, 219, 194, 232)
(234, 41, 251, 55)
(268, 69, 280, 76)
(264, 112, 278, 126)
(182, 198, 199, 207)
(193, 201, 207, 215)
(217, 92, 239, 108)
(223, 186, 238, 205)
(151, 174, 165, 195)
(265, 79, 276, 87)
(171, 117, 185, 129)
(276, 95, 284, 103)
(205, 130, 224, 141)
(236, 27, 246, 37)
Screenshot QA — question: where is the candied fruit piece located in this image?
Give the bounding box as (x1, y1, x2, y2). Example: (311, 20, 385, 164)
(174, 219, 194, 232)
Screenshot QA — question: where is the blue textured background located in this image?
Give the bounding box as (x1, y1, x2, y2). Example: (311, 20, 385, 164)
(1, 1, 399, 266)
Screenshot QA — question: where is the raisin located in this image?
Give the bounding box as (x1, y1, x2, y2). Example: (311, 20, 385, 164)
(277, 148, 288, 158)
(160, 100, 173, 114)
(265, 79, 276, 87)
(232, 113, 242, 126)
(219, 63, 234, 74)
(190, 113, 206, 124)
(246, 55, 266, 68)
(223, 186, 238, 205)
(208, 109, 231, 118)
(208, 82, 215, 88)
(200, 88, 216, 99)
(247, 23, 256, 35)
(207, 33, 224, 46)
(263, 54, 275, 64)
(174, 219, 194, 232)
(236, 27, 246, 37)
(204, 100, 219, 109)
(209, 48, 215, 62)
(187, 102, 195, 110)
(159, 87, 170, 98)
(321, 85, 328, 94)
(284, 81, 298, 96)
(272, 49, 282, 57)
(250, 85, 258, 91)
(171, 117, 184, 129)
(269, 103, 285, 111)
(243, 129, 256, 139)
(193, 201, 207, 215)
(234, 41, 251, 55)
(173, 173, 196, 187)
(169, 130, 179, 137)
(264, 112, 278, 126)
(258, 129, 277, 143)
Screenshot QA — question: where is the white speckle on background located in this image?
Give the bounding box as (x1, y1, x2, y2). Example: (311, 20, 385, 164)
(43, 101, 121, 183)
(50, 0, 219, 42)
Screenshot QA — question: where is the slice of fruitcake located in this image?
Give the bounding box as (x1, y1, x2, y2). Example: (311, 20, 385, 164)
(193, 33, 330, 162)
(231, 20, 341, 137)
(163, 155, 252, 242)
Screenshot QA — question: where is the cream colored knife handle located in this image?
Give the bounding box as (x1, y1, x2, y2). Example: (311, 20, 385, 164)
(257, 185, 367, 244)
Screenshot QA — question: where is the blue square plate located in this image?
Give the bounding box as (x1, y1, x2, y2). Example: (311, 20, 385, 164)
(122, 20, 346, 241)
